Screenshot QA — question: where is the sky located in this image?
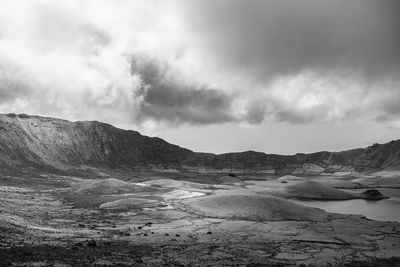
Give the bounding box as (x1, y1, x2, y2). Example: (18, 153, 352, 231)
(0, 0, 400, 154)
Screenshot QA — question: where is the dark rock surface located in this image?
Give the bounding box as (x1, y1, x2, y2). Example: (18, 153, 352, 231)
(361, 189, 388, 200)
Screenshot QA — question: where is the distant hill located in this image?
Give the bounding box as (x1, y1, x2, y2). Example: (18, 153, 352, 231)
(1, 113, 399, 175)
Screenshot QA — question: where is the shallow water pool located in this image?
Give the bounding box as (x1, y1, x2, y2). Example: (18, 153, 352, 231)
(292, 188, 400, 222)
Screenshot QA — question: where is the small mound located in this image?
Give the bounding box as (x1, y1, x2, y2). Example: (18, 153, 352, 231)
(283, 181, 356, 200)
(99, 198, 157, 209)
(218, 175, 242, 184)
(69, 178, 153, 194)
(182, 193, 329, 221)
(278, 175, 305, 182)
(360, 189, 388, 200)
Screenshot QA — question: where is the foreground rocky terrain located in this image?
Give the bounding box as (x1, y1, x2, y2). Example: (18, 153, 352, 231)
(1, 114, 400, 266)
(0, 171, 400, 266)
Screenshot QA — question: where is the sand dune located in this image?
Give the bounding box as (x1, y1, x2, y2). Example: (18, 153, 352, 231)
(69, 178, 154, 194)
(99, 197, 157, 209)
(182, 192, 330, 221)
(283, 180, 356, 200)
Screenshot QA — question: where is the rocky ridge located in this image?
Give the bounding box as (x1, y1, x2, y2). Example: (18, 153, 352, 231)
(1, 113, 399, 175)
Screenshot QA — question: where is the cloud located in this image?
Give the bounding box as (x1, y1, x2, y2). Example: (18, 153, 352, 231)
(0, 0, 399, 129)
(184, 0, 400, 80)
(179, 0, 400, 125)
(130, 56, 236, 125)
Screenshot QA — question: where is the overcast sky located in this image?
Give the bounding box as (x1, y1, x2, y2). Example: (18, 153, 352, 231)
(1, 0, 400, 154)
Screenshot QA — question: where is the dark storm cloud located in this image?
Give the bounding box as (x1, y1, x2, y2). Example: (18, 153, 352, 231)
(184, 0, 400, 81)
(130, 57, 236, 125)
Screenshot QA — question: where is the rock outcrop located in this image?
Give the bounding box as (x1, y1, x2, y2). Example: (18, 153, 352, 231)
(1, 113, 400, 175)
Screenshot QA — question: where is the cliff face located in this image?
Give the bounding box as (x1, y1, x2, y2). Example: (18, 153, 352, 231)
(0, 114, 194, 173)
(0, 113, 399, 175)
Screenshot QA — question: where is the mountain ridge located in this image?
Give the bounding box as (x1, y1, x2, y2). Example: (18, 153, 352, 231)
(1, 113, 399, 175)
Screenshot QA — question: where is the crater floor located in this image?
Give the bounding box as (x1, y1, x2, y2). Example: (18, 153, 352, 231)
(0, 172, 399, 266)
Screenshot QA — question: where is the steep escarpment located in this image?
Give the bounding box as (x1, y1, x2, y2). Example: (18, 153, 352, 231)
(200, 149, 371, 174)
(0, 114, 195, 173)
(185, 145, 399, 174)
(0, 113, 399, 174)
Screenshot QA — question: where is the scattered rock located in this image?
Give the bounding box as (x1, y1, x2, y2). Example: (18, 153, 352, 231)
(361, 189, 388, 200)
(86, 239, 97, 247)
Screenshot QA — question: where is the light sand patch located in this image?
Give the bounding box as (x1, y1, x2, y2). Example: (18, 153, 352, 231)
(141, 179, 211, 190)
(278, 175, 305, 182)
(163, 190, 205, 200)
(99, 197, 158, 209)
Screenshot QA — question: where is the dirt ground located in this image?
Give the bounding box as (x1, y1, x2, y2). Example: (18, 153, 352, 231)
(1, 172, 400, 266)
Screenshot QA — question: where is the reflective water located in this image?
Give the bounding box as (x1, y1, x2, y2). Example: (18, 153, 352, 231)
(292, 188, 400, 222)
